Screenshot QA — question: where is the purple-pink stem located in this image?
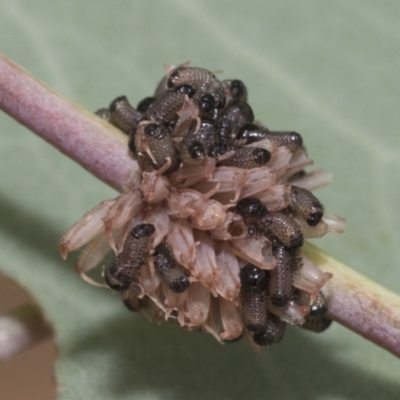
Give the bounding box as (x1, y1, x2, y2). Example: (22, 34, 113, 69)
(0, 53, 140, 193)
(304, 243, 400, 357)
(1, 53, 400, 358)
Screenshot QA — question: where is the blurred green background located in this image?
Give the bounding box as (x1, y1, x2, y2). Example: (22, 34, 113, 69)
(1, 1, 400, 399)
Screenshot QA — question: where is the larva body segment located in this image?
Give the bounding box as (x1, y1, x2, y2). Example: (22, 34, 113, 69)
(269, 245, 293, 307)
(262, 212, 304, 250)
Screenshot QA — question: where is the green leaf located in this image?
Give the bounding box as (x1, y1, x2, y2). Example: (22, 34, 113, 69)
(1, 1, 400, 399)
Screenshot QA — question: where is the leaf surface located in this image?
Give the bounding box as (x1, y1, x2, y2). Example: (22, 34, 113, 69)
(1, 1, 400, 399)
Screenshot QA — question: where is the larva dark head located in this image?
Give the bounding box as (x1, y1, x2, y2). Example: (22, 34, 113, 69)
(253, 329, 274, 346)
(109, 95, 128, 112)
(208, 141, 228, 158)
(240, 264, 268, 289)
(290, 132, 303, 148)
(306, 208, 324, 227)
(309, 292, 328, 317)
(175, 84, 195, 98)
(252, 315, 286, 346)
(229, 80, 247, 100)
(235, 197, 268, 219)
(154, 242, 170, 256)
(136, 96, 156, 113)
(188, 142, 205, 159)
(104, 266, 131, 292)
(199, 93, 215, 114)
(144, 123, 165, 139)
(131, 223, 156, 239)
(170, 276, 191, 293)
(236, 124, 266, 145)
(252, 148, 271, 165)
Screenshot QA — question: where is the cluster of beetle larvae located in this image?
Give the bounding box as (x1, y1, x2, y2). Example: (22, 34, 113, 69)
(60, 64, 345, 349)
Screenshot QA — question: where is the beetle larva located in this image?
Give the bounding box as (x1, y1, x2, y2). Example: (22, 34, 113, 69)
(239, 264, 269, 333)
(301, 292, 332, 332)
(104, 224, 155, 291)
(104, 95, 142, 135)
(236, 124, 303, 152)
(154, 243, 191, 293)
(289, 185, 324, 227)
(235, 197, 303, 249)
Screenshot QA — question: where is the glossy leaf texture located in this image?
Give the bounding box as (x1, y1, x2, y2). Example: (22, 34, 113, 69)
(1, 1, 400, 399)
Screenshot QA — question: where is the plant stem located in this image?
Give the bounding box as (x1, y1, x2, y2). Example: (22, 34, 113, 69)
(304, 243, 400, 357)
(1, 52, 399, 358)
(0, 53, 140, 192)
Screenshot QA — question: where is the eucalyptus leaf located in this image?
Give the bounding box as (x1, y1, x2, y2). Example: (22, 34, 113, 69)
(1, 1, 399, 399)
